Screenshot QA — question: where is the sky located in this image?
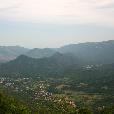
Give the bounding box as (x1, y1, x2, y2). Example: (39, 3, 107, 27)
(0, 0, 114, 48)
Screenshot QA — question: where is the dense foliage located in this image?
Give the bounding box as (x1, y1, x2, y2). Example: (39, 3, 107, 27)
(0, 91, 31, 114)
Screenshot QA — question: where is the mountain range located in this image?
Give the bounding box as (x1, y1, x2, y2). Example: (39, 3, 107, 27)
(0, 40, 114, 81)
(0, 40, 114, 64)
(1, 40, 114, 98)
(0, 52, 81, 77)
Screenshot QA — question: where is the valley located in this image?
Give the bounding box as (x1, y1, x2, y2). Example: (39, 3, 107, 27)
(1, 40, 114, 114)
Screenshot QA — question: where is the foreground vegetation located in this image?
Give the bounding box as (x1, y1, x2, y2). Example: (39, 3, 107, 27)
(0, 91, 31, 114)
(1, 90, 114, 114)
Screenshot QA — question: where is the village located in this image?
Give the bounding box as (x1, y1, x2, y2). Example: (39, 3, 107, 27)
(0, 76, 76, 108)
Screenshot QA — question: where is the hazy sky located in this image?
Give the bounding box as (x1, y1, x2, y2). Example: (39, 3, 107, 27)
(0, 0, 114, 48)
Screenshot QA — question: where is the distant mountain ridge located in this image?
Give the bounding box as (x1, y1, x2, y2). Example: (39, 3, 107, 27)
(0, 46, 29, 63)
(19, 40, 114, 64)
(1, 40, 114, 64)
(58, 40, 114, 64)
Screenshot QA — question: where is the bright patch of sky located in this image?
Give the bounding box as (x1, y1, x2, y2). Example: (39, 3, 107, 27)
(0, 0, 114, 48)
